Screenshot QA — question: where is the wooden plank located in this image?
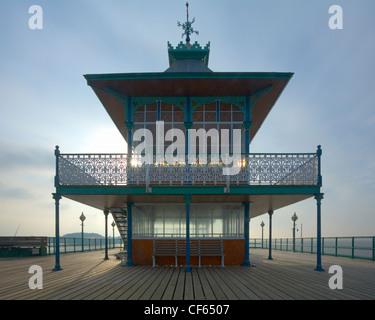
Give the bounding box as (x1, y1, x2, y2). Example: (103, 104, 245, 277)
(138, 267, 169, 300)
(162, 267, 180, 300)
(184, 271, 194, 300)
(196, 268, 216, 300)
(191, 269, 205, 300)
(173, 268, 186, 300)
(151, 267, 175, 300)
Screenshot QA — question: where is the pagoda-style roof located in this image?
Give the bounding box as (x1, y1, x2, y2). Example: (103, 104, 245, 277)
(84, 70, 293, 143)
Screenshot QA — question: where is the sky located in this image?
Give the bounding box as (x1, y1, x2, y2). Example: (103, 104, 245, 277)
(0, 0, 374, 239)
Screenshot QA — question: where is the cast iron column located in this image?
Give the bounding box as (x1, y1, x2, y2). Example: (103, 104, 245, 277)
(52, 193, 62, 271)
(314, 193, 324, 271)
(104, 209, 109, 260)
(241, 202, 254, 266)
(268, 210, 274, 260)
(184, 194, 192, 272)
(125, 202, 135, 266)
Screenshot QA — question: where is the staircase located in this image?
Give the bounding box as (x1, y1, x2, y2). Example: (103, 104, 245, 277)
(111, 208, 127, 249)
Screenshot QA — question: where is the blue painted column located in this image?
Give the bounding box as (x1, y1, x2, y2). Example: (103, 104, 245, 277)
(314, 193, 324, 271)
(268, 210, 274, 260)
(241, 202, 254, 266)
(184, 194, 192, 272)
(104, 209, 109, 260)
(125, 202, 135, 266)
(52, 193, 62, 271)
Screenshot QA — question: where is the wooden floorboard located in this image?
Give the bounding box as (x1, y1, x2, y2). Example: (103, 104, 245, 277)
(0, 248, 374, 300)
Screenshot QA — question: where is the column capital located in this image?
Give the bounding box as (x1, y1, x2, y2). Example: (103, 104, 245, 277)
(314, 193, 324, 202)
(242, 121, 253, 130)
(52, 193, 62, 201)
(184, 121, 193, 129)
(268, 209, 274, 216)
(103, 209, 109, 216)
(183, 194, 192, 203)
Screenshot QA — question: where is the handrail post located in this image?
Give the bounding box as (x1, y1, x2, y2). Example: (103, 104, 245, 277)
(352, 237, 355, 259)
(317, 145, 322, 185)
(54, 146, 60, 186)
(335, 237, 338, 257)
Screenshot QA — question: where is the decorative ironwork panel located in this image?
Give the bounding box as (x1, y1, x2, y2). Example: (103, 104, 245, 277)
(57, 153, 318, 187)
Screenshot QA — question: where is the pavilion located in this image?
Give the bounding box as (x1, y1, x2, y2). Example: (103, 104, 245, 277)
(52, 4, 324, 272)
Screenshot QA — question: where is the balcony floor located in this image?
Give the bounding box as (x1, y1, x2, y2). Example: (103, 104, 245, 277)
(58, 185, 319, 218)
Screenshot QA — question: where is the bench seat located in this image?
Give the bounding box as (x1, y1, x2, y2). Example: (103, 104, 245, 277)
(152, 240, 225, 267)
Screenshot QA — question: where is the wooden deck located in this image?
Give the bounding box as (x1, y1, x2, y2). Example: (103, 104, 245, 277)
(0, 248, 374, 300)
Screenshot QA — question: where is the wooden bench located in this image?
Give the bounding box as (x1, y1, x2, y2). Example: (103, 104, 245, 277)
(152, 239, 225, 267)
(198, 240, 225, 268)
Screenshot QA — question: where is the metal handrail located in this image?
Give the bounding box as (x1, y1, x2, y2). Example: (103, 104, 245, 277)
(250, 236, 375, 261)
(46, 237, 123, 255)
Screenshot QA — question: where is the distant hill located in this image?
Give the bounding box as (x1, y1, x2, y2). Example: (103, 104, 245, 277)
(62, 232, 121, 239)
(63, 232, 104, 239)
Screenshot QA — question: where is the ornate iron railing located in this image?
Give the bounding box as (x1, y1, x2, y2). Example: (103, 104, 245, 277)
(56, 149, 320, 187)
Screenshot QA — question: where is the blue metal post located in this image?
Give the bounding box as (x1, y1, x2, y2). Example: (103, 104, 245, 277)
(104, 210, 109, 260)
(52, 193, 62, 271)
(125, 202, 135, 266)
(268, 210, 273, 260)
(314, 193, 324, 271)
(184, 194, 192, 272)
(241, 202, 254, 267)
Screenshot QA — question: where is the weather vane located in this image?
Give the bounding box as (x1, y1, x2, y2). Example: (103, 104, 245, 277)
(177, 2, 199, 44)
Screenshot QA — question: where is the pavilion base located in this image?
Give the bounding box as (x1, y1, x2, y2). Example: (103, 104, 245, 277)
(132, 239, 245, 266)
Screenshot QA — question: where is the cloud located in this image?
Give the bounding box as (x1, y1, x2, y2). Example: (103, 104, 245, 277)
(0, 138, 53, 172)
(0, 184, 33, 199)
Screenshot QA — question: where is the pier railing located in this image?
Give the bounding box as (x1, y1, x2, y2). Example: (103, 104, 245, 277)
(250, 236, 375, 261)
(55, 150, 320, 187)
(47, 237, 123, 255)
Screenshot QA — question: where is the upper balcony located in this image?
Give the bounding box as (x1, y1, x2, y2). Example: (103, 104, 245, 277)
(55, 147, 322, 189)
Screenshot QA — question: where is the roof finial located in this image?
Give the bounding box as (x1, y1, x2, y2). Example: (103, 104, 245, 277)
(177, 2, 199, 44)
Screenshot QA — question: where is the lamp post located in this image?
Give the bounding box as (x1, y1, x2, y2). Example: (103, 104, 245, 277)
(291, 212, 298, 252)
(79, 212, 86, 252)
(111, 221, 116, 249)
(260, 221, 265, 248)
